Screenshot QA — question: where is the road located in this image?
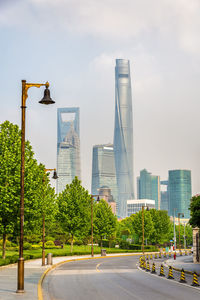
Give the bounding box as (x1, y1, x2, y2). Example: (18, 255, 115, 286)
(42, 255, 200, 300)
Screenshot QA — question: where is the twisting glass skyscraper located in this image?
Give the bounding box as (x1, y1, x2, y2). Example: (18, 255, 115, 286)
(57, 108, 81, 194)
(114, 59, 134, 218)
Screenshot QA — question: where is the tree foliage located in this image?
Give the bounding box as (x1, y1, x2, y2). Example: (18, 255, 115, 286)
(93, 199, 117, 248)
(132, 210, 154, 242)
(57, 177, 91, 252)
(0, 121, 52, 258)
(189, 195, 200, 228)
(149, 209, 171, 244)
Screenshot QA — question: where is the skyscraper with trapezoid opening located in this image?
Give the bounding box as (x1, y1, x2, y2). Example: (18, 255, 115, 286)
(114, 59, 134, 218)
(57, 107, 81, 194)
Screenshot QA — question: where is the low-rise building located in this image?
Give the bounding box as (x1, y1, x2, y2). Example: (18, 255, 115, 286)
(127, 199, 155, 217)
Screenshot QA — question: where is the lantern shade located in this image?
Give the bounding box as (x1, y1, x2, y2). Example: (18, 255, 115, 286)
(52, 170, 58, 179)
(39, 86, 55, 105)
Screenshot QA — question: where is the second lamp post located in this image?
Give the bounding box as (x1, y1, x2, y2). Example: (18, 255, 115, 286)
(42, 169, 58, 266)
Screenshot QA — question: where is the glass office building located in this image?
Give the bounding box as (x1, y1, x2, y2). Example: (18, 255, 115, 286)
(168, 170, 191, 219)
(127, 199, 155, 217)
(57, 108, 81, 194)
(114, 59, 134, 218)
(160, 180, 169, 212)
(91, 144, 118, 209)
(137, 169, 160, 210)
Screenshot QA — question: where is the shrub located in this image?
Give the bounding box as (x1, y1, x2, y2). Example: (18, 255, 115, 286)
(24, 234, 41, 244)
(101, 239, 109, 248)
(45, 240, 55, 247)
(73, 240, 83, 246)
(32, 244, 41, 250)
(45, 236, 55, 242)
(23, 242, 32, 250)
(0, 239, 12, 247)
(119, 240, 130, 249)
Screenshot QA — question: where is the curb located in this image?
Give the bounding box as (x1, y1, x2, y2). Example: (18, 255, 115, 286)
(164, 262, 200, 276)
(137, 264, 200, 292)
(38, 253, 142, 300)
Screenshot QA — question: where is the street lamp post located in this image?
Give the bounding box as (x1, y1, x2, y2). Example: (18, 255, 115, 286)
(142, 206, 144, 254)
(173, 208, 177, 250)
(178, 212, 184, 251)
(183, 222, 186, 250)
(17, 80, 55, 293)
(142, 205, 149, 254)
(91, 195, 99, 257)
(42, 169, 58, 266)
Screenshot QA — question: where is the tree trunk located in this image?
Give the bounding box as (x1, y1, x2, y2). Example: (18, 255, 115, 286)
(70, 234, 74, 253)
(2, 233, 6, 259)
(100, 236, 103, 250)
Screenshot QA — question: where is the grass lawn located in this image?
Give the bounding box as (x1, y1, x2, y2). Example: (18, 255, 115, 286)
(0, 245, 142, 267)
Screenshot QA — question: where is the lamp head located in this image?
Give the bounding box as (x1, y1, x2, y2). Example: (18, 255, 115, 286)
(39, 84, 55, 105)
(52, 170, 58, 179)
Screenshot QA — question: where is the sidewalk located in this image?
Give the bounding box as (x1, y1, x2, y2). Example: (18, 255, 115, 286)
(164, 255, 200, 274)
(0, 252, 140, 300)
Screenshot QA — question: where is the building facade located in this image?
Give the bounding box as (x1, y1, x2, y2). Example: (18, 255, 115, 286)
(114, 59, 134, 218)
(98, 186, 117, 215)
(137, 169, 160, 210)
(168, 169, 191, 219)
(127, 199, 155, 217)
(160, 180, 169, 212)
(57, 108, 81, 194)
(91, 144, 118, 209)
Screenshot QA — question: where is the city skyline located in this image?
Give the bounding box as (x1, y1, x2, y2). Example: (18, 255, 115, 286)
(1, 1, 200, 196)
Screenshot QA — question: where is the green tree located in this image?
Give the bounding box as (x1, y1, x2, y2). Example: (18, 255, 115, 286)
(57, 177, 91, 252)
(149, 209, 171, 244)
(28, 171, 56, 242)
(0, 121, 46, 258)
(189, 195, 200, 228)
(93, 200, 117, 249)
(132, 210, 154, 243)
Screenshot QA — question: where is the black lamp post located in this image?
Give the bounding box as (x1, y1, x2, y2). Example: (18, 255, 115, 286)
(17, 80, 55, 293)
(91, 195, 100, 257)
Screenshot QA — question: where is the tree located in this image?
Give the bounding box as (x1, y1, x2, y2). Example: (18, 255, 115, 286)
(149, 209, 171, 244)
(57, 177, 91, 252)
(132, 210, 154, 243)
(93, 200, 117, 249)
(0, 121, 46, 258)
(189, 195, 200, 228)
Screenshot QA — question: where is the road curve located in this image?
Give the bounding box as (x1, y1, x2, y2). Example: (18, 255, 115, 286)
(42, 256, 200, 300)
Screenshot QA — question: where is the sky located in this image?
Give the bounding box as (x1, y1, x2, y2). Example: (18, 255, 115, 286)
(0, 0, 200, 195)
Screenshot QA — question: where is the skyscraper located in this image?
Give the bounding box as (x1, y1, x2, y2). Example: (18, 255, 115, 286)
(160, 180, 169, 212)
(137, 169, 160, 210)
(57, 108, 81, 194)
(91, 144, 118, 208)
(168, 170, 191, 219)
(114, 59, 134, 218)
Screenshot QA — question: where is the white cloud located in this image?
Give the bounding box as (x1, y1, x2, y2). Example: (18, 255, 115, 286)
(1, 0, 200, 54)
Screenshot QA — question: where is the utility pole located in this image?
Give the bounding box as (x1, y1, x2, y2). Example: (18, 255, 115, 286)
(142, 206, 144, 254)
(173, 208, 176, 250)
(183, 222, 186, 249)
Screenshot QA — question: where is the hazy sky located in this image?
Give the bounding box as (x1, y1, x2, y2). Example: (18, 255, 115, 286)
(1, 0, 200, 195)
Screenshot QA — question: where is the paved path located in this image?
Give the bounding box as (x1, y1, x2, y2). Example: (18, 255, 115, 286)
(42, 256, 200, 300)
(0, 252, 199, 300)
(165, 255, 200, 274)
(0, 253, 137, 300)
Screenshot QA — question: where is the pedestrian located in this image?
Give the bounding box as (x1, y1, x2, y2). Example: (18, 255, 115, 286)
(174, 252, 176, 260)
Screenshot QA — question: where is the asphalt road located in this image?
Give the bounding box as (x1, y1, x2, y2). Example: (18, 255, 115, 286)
(42, 256, 200, 300)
